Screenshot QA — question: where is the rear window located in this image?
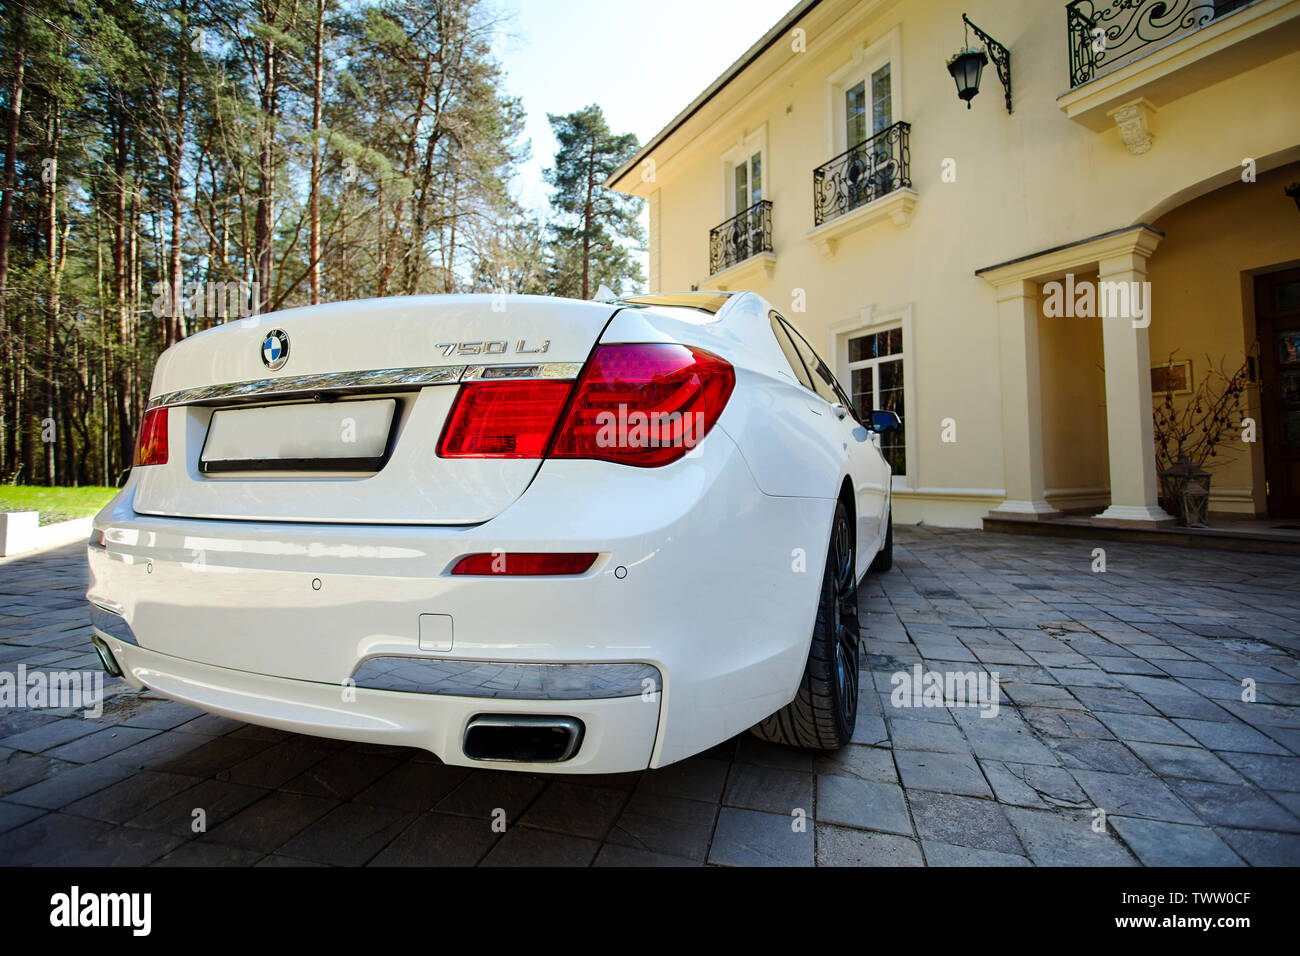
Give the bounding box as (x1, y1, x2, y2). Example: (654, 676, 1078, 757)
(616, 292, 734, 315)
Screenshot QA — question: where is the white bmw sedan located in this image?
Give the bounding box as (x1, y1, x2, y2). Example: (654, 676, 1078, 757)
(87, 291, 899, 774)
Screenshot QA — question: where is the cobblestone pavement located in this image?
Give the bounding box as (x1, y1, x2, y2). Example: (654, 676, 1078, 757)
(1, 527, 1298, 866)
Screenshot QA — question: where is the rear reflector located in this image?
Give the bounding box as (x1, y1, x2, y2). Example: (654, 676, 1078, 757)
(134, 406, 169, 467)
(549, 344, 735, 467)
(450, 552, 598, 576)
(437, 380, 572, 458)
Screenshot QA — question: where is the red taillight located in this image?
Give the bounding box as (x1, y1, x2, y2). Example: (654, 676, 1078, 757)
(549, 344, 735, 467)
(450, 552, 598, 575)
(134, 406, 169, 466)
(437, 380, 572, 458)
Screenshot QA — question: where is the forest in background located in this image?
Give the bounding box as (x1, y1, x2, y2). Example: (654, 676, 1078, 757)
(0, 0, 645, 487)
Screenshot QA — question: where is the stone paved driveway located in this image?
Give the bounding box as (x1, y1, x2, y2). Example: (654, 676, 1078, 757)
(1, 527, 1298, 866)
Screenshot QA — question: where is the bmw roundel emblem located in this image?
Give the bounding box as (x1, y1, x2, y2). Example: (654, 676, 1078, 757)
(261, 329, 290, 370)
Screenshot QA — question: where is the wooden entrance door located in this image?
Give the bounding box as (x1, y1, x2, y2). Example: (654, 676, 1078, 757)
(1257, 267, 1300, 517)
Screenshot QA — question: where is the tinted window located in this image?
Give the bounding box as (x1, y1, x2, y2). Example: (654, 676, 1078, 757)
(781, 319, 843, 407)
(769, 313, 814, 391)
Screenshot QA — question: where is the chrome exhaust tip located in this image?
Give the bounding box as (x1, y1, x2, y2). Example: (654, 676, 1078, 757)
(89, 635, 123, 678)
(463, 714, 585, 763)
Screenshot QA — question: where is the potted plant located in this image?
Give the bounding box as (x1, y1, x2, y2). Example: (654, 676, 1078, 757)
(1152, 351, 1255, 526)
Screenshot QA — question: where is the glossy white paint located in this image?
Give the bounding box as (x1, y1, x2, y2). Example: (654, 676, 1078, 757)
(88, 291, 893, 772)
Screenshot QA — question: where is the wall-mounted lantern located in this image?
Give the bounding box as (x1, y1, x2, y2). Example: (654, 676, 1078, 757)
(947, 13, 1011, 114)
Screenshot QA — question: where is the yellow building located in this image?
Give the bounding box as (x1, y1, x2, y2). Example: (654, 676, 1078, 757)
(608, 0, 1300, 529)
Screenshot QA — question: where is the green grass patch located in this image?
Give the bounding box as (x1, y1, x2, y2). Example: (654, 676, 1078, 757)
(0, 486, 119, 525)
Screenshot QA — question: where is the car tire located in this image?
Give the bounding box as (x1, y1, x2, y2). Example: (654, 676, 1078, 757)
(869, 508, 893, 573)
(750, 499, 859, 750)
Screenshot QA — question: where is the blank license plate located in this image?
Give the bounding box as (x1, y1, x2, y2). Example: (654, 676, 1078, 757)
(200, 399, 396, 473)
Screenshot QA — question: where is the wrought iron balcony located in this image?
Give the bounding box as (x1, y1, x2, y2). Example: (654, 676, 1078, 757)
(812, 121, 911, 228)
(1067, 0, 1252, 88)
(709, 200, 774, 275)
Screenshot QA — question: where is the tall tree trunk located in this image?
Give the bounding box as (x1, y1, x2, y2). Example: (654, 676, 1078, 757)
(0, 36, 24, 476)
(112, 115, 133, 477)
(167, 8, 188, 347)
(581, 138, 594, 300)
(44, 107, 59, 484)
(308, 0, 324, 304)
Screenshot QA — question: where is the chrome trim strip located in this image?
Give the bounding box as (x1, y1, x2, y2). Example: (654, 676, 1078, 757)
(88, 600, 139, 647)
(148, 362, 584, 409)
(461, 362, 583, 381)
(349, 658, 661, 700)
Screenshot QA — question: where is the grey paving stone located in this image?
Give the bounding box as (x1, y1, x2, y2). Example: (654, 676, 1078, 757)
(128, 778, 267, 836)
(812, 743, 898, 783)
(593, 843, 699, 866)
(1127, 741, 1245, 785)
(282, 751, 400, 800)
(1070, 769, 1201, 824)
(201, 790, 337, 851)
(964, 727, 1058, 765)
(980, 760, 1089, 809)
(908, 790, 1022, 854)
(0, 811, 115, 865)
(1021, 706, 1116, 738)
(220, 740, 329, 789)
(153, 735, 272, 777)
(887, 718, 971, 754)
(0, 717, 102, 754)
(1003, 806, 1136, 866)
(1107, 816, 1244, 866)
(0, 800, 44, 834)
(605, 792, 716, 861)
(815, 823, 923, 866)
(849, 713, 890, 746)
(895, 750, 992, 797)
(63, 769, 201, 824)
(481, 826, 600, 866)
(434, 770, 546, 824)
(637, 756, 729, 803)
(922, 841, 1031, 866)
(723, 763, 813, 815)
(5, 759, 133, 809)
(277, 802, 416, 865)
(709, 807, 813, 866)
(353, 761, 470, 812)
(118, 699, 205, 731)
(517, 782, 627, 840)
(1215, 751, 1300, 792)
(816, 775, 911, 835)
(368, 812, 499, 866)
(1048, 738, 1148, 775)
(1166, 779, 1300, 832)
(1094, 711, 1197, 747)
(45, 725, 160, 763)
(151, 841, 264, 866)
(1173, 718, 1289, 755)
(1214, 827, 1300, 866)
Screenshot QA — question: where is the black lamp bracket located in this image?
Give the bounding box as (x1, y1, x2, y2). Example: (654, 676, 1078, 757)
(963, 13, 1011, 114)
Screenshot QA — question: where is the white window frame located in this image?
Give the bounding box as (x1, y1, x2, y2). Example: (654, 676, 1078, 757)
(829, 302, 916, 491)
(719, 126, 767, 220)
(823, 27, 903, 158)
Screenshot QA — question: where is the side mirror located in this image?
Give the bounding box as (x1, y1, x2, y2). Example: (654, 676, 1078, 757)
(869, 409, 901, 434)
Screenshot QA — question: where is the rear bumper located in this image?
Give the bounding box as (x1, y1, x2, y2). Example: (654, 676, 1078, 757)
(95, 637, 661, 774)
(87, 429, 835, 771)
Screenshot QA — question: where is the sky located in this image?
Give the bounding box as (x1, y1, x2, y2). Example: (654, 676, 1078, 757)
(495, 0, 798, 218)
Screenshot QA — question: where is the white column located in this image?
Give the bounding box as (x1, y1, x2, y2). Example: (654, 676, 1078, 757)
(990, 279, 1059, 518)
(1093, 252, 1174, 526)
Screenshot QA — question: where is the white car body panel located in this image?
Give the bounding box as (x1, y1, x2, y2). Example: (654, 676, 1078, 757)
(87, 291, 893, 773)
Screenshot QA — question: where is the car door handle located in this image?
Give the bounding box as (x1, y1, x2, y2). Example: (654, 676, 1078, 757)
(830, 403, 849, 420)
